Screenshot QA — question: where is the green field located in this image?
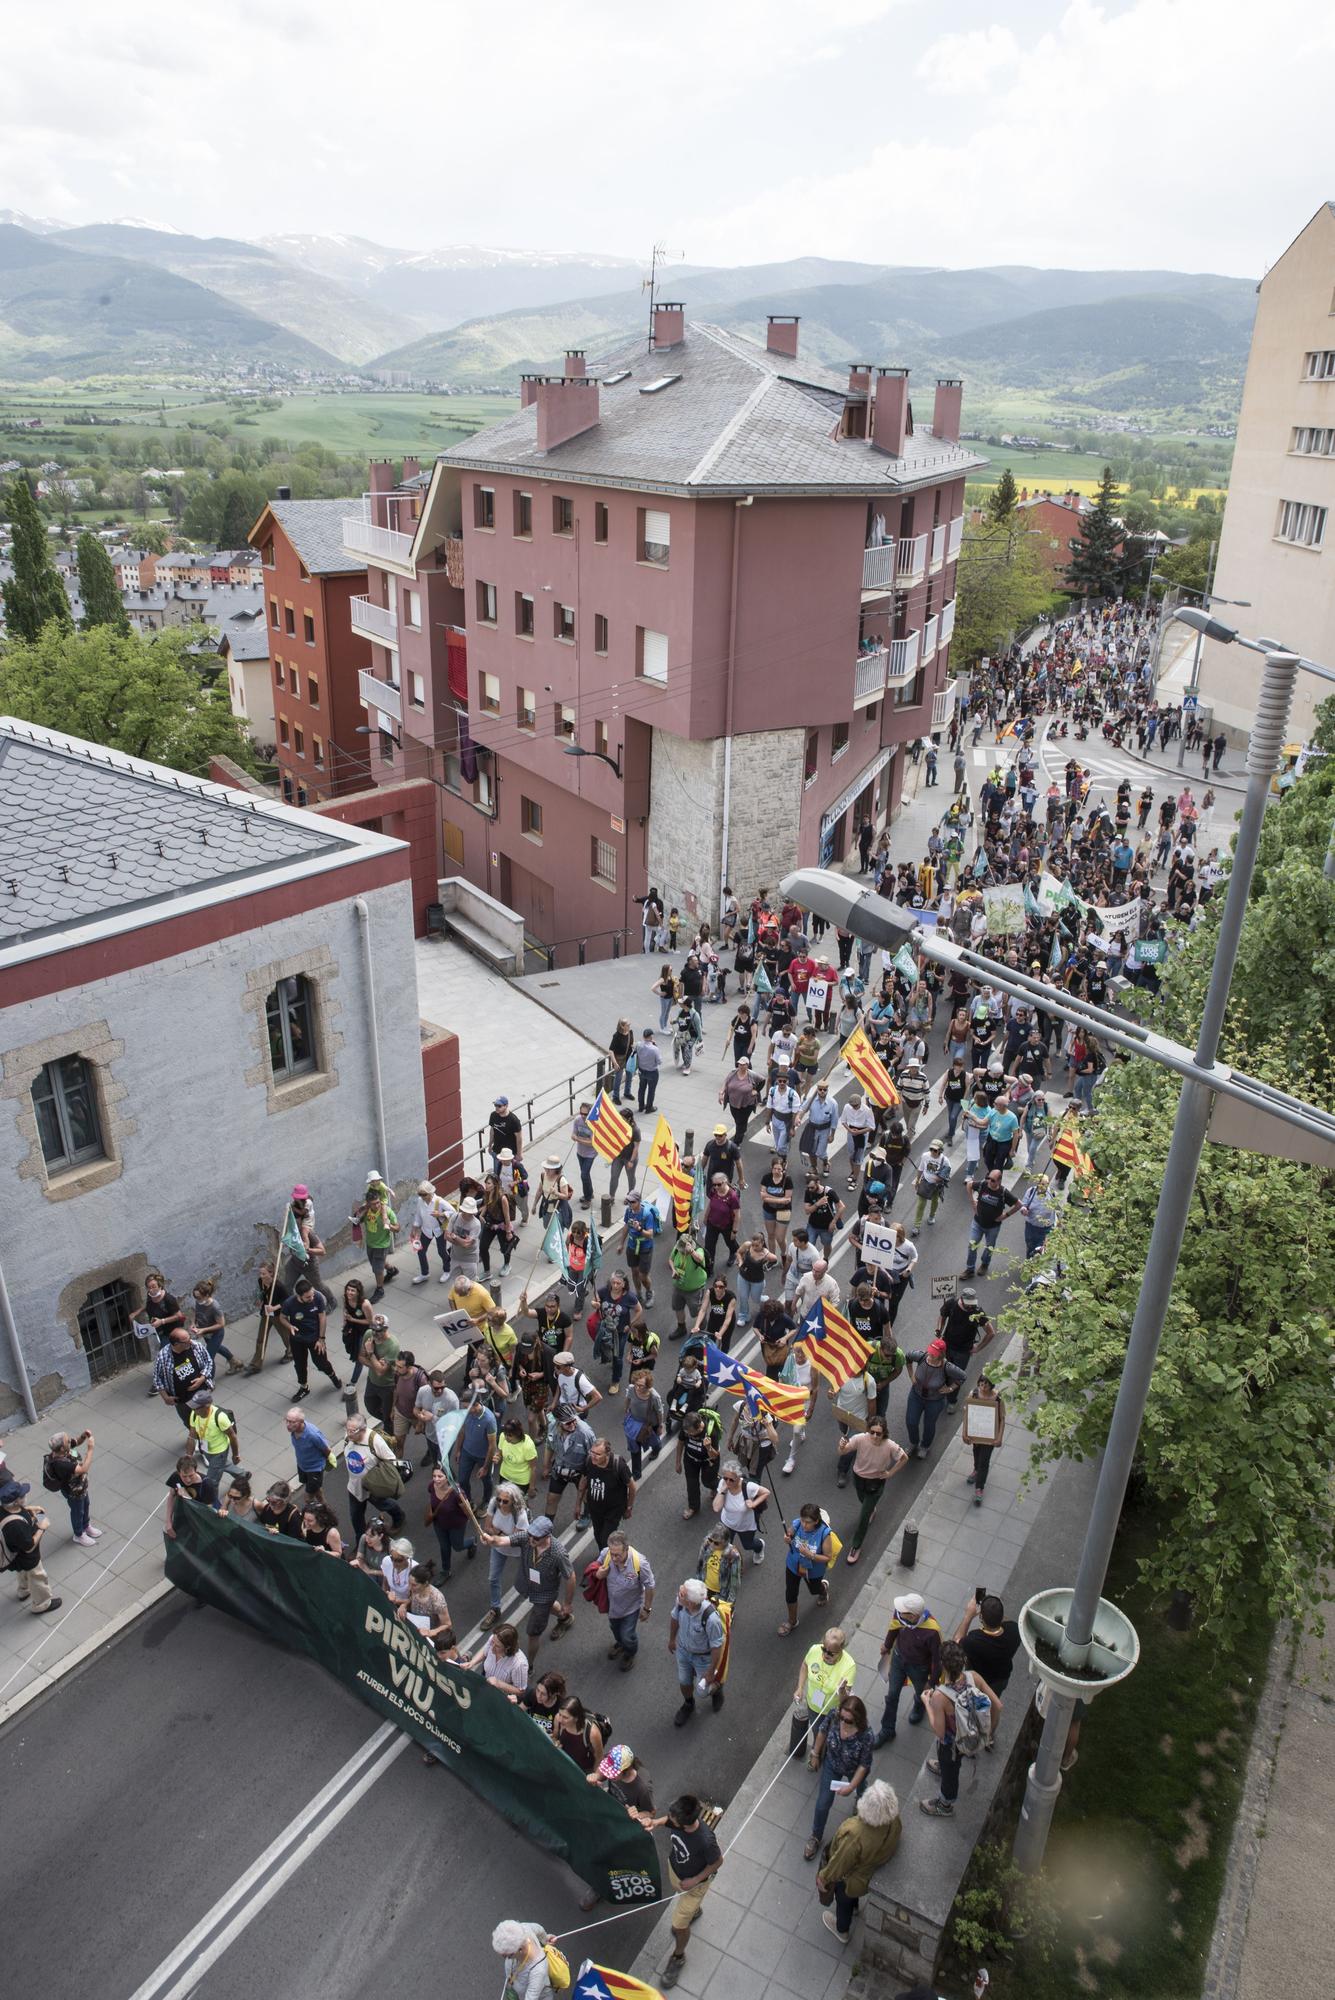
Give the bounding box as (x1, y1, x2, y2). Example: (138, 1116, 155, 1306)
(967, 441, 1111, 487)
(0, 385, 516, 462)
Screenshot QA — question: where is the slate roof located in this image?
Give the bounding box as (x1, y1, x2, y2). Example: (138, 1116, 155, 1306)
(267, 498, 365, 575)
(0, 720, 370, 955)
(442, 321, 986, 498)
(218, 610, 270, 662)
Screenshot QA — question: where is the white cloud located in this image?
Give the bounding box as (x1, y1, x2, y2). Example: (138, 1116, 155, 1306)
(916, 25, 1020, 95)
(674, 0, 1335, 276)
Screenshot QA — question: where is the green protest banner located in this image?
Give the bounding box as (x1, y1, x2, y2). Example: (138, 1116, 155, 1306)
(164, 1504, 661, 1904)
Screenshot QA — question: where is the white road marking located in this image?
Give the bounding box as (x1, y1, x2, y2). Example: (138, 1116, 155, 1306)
(126, 1726, 408, 2000)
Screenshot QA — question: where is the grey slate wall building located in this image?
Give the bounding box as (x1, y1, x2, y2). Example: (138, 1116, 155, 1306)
(0, 718, 427, 1423)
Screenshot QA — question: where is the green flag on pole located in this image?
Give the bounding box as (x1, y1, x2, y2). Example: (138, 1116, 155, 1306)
(893, 944, 918, 982)
(541, 1212, 569, 1279)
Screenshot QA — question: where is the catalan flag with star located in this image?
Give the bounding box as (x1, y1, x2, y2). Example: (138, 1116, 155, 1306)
(586, 1090, 633, 1165)
(796, 1297, 873, 1392)
(575, 1960, 664, 2000)
(839, 1023, 900, 1110)
(703, 1340, 809, 1428)
(648, 1114, 694, 1230)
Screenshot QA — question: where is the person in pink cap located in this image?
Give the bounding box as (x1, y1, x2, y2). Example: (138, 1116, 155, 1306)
(285, 1185, 325, 1294)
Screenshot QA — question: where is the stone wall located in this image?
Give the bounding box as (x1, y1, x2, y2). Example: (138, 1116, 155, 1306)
(725, 724, 807, 905)
(0, 880, 425, 1420)
(646, 722, 807, 927)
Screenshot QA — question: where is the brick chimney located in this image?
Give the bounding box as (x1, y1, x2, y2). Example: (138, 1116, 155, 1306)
(766, 315, 799, 359)
(870, 368, 910, 458)
(519, 372, 543, 409)
(848, 364, 872, 395)
(651, 301, 685, 348)
(535, 376, 601, 452)
(401, 456, 421, 480)
(563, 350, 587, 378)
(932, 378, 962, 444)
(369, 460, 395, 494)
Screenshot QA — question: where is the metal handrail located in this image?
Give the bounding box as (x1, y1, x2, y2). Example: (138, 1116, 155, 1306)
(525, 924, 641, 970)
(426, 1051, 609, 1188)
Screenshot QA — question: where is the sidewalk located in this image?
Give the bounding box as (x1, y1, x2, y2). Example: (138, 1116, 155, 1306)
(627, 1359, 1069, 2000)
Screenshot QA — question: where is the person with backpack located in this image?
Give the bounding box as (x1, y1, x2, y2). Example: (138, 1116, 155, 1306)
(186, 1390, 242, 1497)
(676, 1408, 722, 1519)
(342, 1413, 405, 1542)
(1, 1479, 61, 1615)
(919, 1641, 1002, 1819)
(911, 1140, 952, 1235)
(492, 1920, 559, 2000)
(598, 1529, 655, 1670)
(779, 1502, 835, 1636)
(42, 1430, 103, 1548)
(901, 1339, 965, 1459)
(579, 1437, 636, 1549)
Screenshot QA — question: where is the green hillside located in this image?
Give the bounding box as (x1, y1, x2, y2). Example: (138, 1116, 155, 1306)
(0, 225, 339, 380)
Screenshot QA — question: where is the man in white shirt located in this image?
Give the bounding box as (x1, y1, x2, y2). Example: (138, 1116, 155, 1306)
(793, 1257, 840, 1322)
(839, 1093, 876, 1192)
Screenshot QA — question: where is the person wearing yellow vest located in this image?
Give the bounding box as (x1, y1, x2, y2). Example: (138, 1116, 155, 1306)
(186, 1389, 242, 1494)
(790, 1624, 857, 1755)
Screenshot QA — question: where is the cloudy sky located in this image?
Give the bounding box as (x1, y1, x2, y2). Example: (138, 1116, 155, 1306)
(3, 0, 1330, 277)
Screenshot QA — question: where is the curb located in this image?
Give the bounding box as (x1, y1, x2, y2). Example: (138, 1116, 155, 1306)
(1200, 1618, 1294, 2000)
(0, 1576, 173, 1730)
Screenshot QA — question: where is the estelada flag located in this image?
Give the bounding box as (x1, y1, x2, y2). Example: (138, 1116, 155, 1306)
(839, 1023, 900, 1109)
(648, 1115, 694, 1231)
(575, 1963, 666, 2000)
(796, 1297, 873, 1392)
(586, 1090, 633, 1165)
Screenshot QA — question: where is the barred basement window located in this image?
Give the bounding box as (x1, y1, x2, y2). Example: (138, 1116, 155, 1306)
(591, 837, 617, 887)
(266, 975, 318, 1080)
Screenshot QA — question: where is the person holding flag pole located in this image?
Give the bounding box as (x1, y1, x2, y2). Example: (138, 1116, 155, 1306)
(250, 1200, 305, 1373)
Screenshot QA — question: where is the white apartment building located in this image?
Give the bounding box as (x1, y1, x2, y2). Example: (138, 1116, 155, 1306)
(1202, 204, 1335, 742)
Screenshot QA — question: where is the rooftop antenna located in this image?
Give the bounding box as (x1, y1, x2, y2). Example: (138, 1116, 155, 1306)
(643, 242, 685, 351)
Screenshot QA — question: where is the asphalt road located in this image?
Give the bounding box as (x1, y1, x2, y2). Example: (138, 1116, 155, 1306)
(2, 1036, 1029, 2000)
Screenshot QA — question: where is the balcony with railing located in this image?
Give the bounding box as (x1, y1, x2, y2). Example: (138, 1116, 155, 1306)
(932, 676, 961, 731)
(359, 668, 402, 722)
(921, 613, 939, 663)
(887, 630, 921, 685)
(853, 645, 888, 705)
(861, 542, 896, 592)
(343, 497, 415, 565)
(350, 594, 398, 648)
(897, 532, 928, 584)
(947, 514, 964, 561)
(939, 597, 957, 647)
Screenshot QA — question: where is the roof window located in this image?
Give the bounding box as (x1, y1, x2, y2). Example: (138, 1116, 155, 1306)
(639, 375, 681, 395)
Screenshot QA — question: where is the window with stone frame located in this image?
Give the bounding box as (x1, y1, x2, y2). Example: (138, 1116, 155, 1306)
(266, 974, 319, 1080)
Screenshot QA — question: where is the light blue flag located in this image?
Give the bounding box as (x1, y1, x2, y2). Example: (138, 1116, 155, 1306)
(541, 1211, 569, 1279)
(280, 1208, 307, 1265)
(1049, 930, 1063, 973)
(753, 961, 773, 996)
(893, 944, 918, 982)
(586, 1214, 603, 1281)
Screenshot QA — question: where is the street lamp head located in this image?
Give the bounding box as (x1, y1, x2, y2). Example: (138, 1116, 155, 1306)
(563, 741, 622, 778)
(778, 869, 918, 950)
(1172, 606, 1237, 646)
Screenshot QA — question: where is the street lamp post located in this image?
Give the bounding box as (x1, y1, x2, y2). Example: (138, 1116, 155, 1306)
(780, 624, 1335, 1874)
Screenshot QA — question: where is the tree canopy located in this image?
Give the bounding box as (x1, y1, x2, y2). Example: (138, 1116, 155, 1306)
(1063, 464, 1124, 598)
(76, 532, 129, 633)
(2, 475, 72, 642)
(1009, 708, 1335, 1640)
(953, 514, 1054, 666)
(0, 622, 257, 778)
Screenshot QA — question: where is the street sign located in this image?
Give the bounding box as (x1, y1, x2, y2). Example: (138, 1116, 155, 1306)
(930, 1274, 957, 1300)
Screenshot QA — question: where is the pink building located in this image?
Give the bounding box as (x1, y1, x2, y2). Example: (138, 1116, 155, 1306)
(353, 307, 983, 957)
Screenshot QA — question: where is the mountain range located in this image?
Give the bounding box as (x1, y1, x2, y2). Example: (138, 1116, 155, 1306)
(0, 212, 1258, 421)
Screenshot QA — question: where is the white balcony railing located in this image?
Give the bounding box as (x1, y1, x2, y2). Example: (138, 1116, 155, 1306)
(359, 667, 402, 722)
(853, 646, 888, 704)
(887, 631, 921, 684)
(939, 597, 957, 647)
(861, 542, 896, 592)
(897, 532, 928, 582)
(947, 514, 964, 561)
(930, 523, 947, 569)
(343, 498, 414, 565)
(350, 594, 399, 648)
(921, 613, 939, 662)
(932, 676, 961, 731)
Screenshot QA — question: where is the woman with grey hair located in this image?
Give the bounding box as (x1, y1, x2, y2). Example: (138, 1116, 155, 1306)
(814, 1778, 902, 1943)
(492, 1920, 554, 2000)
(479, 1483, 530, 1630)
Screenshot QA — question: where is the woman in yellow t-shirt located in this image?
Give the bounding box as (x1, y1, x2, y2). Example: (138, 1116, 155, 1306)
(497, 1418, 538, 1494)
